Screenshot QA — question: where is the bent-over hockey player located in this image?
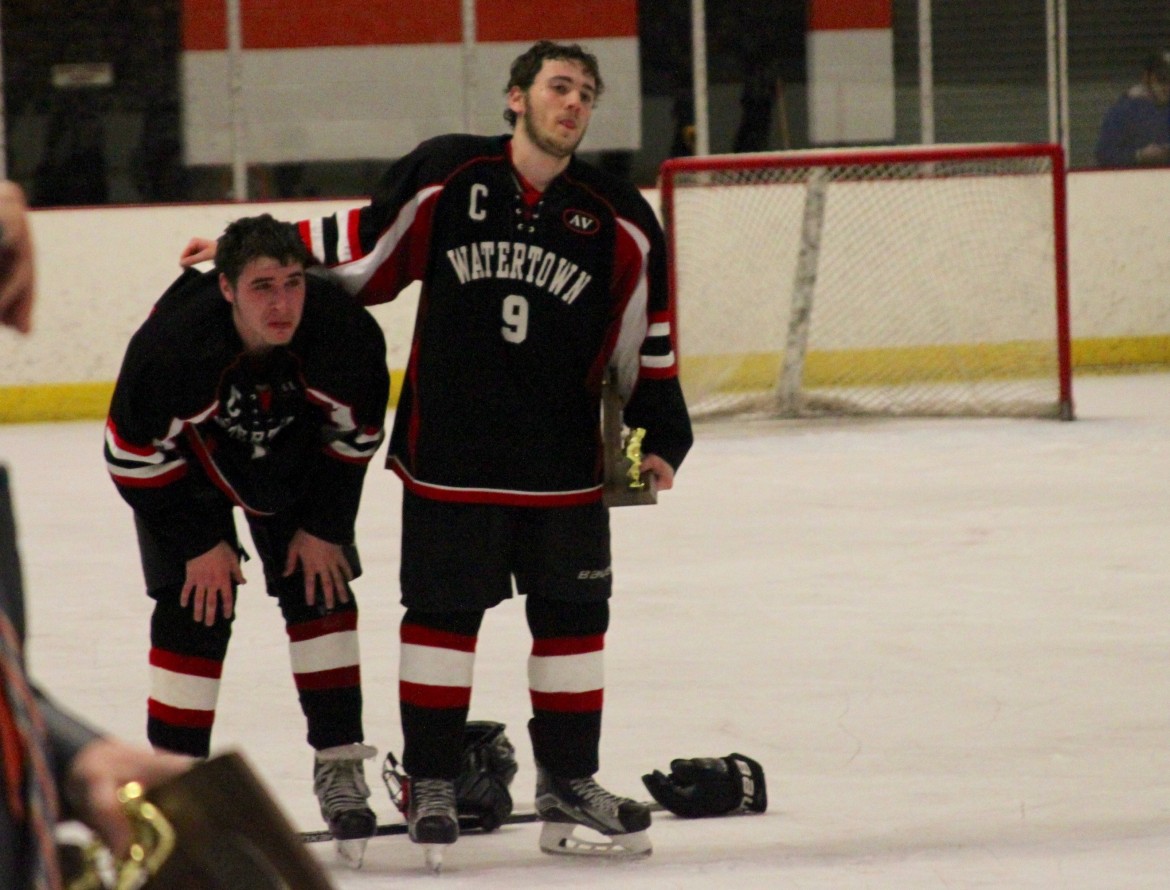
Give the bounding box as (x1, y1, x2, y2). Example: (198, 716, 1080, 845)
(181, 41, 694, 869)
(107, 214, 390, 865)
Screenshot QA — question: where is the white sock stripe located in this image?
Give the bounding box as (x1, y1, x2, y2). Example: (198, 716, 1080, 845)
(528, 651, 605, 694)
(641, 352, 676, 369)
(399, 641, 476, 687)
(308, 217, 326, 260)
(150, 665, 220, 711)
(647, 321, 671, 337)
(289, 629, 361, 675)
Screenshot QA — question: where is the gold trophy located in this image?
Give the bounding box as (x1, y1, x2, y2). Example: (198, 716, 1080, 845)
(62, 751, 338, 890)
(602, 370, 658, 507)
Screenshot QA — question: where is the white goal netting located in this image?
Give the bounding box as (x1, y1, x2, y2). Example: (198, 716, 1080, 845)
(661, 144, 1073, 420)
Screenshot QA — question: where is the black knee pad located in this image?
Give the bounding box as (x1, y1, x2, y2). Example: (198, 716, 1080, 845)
(149, 584, 232, 660)
(402, 607, 485, 637)
(525, 596, 609, 639)
(276, 580, 360, 626)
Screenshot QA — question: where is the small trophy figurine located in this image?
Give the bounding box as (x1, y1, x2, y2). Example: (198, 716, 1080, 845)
(602, 369, 657, 507)
(624, 427, 647, 489)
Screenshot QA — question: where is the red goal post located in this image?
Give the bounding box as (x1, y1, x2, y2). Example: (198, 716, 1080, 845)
(659, 143, 1074, 421)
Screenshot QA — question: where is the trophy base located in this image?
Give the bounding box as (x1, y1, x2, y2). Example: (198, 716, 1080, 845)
(603, 473, 658, 508)
(141, 751, 336, 890)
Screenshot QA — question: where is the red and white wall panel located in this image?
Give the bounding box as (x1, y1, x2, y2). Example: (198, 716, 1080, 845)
(806, 0, 895, 145)
(181, 1, 640, 164)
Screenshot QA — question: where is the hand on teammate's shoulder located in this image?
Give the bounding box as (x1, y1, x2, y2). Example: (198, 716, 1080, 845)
(0, 180, 36, 334)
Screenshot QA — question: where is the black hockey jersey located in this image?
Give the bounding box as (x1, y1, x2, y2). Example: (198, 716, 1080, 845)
(105, 269, 389, 561)
(297, 134, 693, 506)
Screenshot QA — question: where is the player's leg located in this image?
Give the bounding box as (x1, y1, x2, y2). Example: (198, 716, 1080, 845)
(136, 513, 236, 758)
(525, 594, 607, 779)
(398, 606, 483, 851)
(518, 503, 652, 857)
(277, 587, 375, 850)
(248, 514, 374, 858)
(397, 491, 512, 868)
(146, 588, 232, 757)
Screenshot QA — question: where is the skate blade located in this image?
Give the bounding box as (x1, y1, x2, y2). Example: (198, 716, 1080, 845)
(423, 843, 446, 873)
(335, 837, 368, 868)
(538, 822, 652, 858)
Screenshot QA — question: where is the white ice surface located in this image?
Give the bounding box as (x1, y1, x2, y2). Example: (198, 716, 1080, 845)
(2, 372, 1169, 888)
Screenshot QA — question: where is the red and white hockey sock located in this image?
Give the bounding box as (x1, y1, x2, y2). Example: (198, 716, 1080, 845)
(287, 609, 364, 749)
(398, 609, 483, 778)
(147, 647, 222, 757)
(526, 597, 608, 776)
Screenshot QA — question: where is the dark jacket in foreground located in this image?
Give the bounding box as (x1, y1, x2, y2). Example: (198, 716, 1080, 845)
(0, 465, 100, 886)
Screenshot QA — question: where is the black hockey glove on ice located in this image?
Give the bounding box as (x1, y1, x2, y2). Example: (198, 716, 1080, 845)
(642, 753, 767, 818)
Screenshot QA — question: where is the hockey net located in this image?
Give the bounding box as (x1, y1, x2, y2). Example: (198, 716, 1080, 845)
(660, 143, 1073, 420)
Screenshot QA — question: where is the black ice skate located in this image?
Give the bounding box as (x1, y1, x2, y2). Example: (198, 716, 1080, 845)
(406, 777, 458, 872)
(313, 743, 377, 867)
(534, 765, 652, 857)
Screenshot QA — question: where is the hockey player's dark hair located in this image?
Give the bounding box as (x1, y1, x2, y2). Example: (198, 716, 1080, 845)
(215, 213, 313, 285)
(503, 40, 604, 127)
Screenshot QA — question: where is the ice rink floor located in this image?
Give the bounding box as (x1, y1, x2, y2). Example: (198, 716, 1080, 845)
(3, 372, 1169, 888)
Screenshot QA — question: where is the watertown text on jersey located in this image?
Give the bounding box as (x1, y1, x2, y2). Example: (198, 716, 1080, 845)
(446, 241, 593, 305)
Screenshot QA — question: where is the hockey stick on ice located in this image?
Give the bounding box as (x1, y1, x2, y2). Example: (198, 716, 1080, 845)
(300, 812, 527, 844)
(300, 804, 665, 845)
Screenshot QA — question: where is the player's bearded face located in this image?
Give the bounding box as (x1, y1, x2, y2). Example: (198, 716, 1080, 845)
(515, 60, 596, 159)
(220, 258, 306, 353)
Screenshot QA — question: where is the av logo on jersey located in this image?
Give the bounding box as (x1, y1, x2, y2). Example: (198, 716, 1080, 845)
(564, 209, 601, 236)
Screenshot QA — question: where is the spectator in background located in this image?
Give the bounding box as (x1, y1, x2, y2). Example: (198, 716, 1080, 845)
(33, 96, 109, 207)
(131, 100, 189, 203)
(1095, 49, 1170, 167)
(732, 49, 780, 153)
(670, 90, 696, 157)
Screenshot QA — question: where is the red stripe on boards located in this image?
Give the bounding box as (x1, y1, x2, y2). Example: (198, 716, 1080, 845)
(183, 1, 637, 51)
(149, 647, 223, 679)
(183, 1, 463, 51)
(808, 0, 892, 31)
(476, 0, 637, 42)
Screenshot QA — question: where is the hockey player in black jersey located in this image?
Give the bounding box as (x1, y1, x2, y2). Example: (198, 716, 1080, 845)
(109, 214, 390, 865)
(181, 41, 694, 868)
